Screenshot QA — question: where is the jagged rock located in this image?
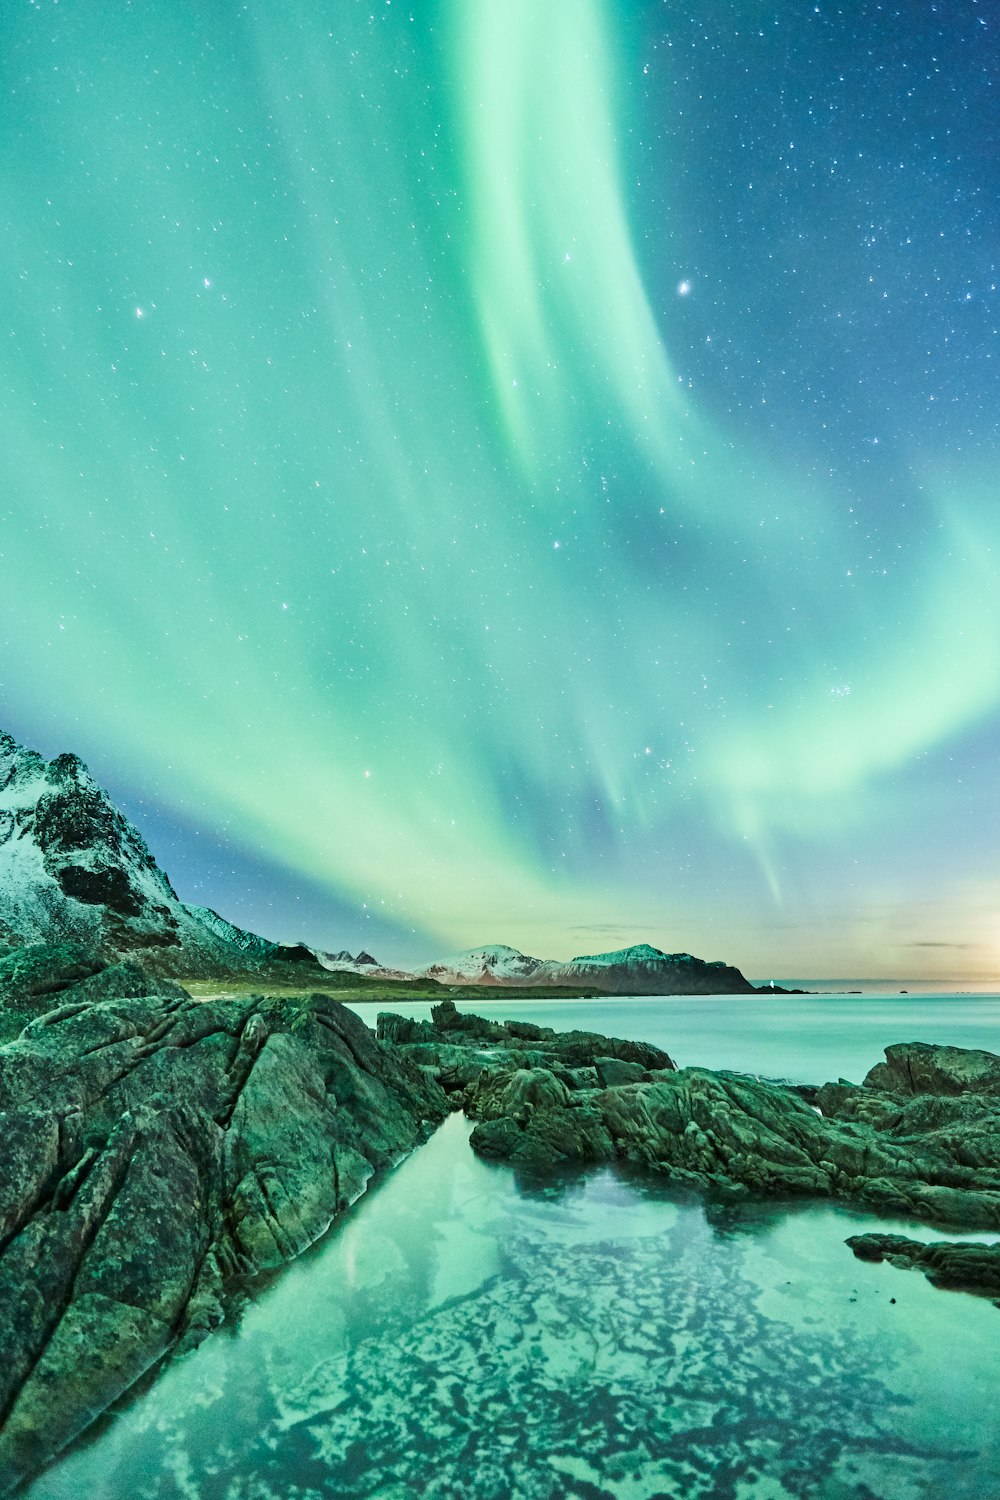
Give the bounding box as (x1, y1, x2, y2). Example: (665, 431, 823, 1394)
(0, 950, 446, 1492)
(380, 1015, 1000, 1232)
(376, 1005, 676, 1119)
(0, 941, 105, 1005)
(0, 730, 333, 981)
(846, 1234, 1000, 1301)
(594, 1057, 648, 1087)
(862, 1042, 1000, 1097)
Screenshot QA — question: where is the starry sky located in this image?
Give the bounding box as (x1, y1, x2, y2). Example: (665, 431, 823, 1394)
(2, 0, 999, 982)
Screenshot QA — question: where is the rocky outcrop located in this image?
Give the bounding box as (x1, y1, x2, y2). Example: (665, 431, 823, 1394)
(0, 730, 333, 980)
(846, 1233, 1000, 1301)
(380, 1016, 1000, 1240)
(0, 945, 446, 1492)
(861, 1041, 1000, 1097)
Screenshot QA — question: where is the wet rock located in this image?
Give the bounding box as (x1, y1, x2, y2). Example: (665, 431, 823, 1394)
(0, 954, 447, 1492)
(862, 1042, 1000, 1097)
(594, 1057, 647, 1087)
(380, 1016, 1000, 1237)
(846, 1233, 1000, 1301)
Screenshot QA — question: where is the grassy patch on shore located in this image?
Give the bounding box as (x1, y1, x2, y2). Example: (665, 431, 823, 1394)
(180, 975, 607, 1003)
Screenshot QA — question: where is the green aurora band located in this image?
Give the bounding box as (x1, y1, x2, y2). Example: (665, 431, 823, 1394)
(2, 0, 998, 976)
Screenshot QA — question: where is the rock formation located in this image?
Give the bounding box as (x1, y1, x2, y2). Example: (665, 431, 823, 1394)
(846, 1233, 1000, 1301)
(0, 729, 329, 980)
(0, 944, 446, 1491)
(381, 1007, 1000, 1234)
(8, 956, 1000, 1492)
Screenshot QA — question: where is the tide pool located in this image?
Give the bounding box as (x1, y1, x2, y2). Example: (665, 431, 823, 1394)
(25, 999, 1000, 1500)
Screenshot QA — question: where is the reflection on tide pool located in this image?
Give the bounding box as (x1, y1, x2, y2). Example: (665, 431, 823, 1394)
(28, 1107, 1000, 1500)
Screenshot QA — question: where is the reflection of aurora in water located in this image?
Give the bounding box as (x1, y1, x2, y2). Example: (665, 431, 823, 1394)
(2, 1, 1000, 976)
(27, 1115, 1000, 1500)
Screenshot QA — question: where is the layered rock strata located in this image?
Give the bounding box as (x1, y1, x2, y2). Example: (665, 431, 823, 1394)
(0, 945, 446, 1492)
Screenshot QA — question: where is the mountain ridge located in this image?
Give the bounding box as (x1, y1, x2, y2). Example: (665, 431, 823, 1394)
(0, 730, 322, 979)
(0, 727, 765, 995)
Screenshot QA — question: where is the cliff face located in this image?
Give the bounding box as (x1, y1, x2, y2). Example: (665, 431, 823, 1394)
(0, 731, 319, 979)
(0, 943, 447, 1491)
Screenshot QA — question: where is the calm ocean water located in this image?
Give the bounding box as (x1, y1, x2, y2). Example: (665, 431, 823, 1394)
(25, 995, 1000, 1500)
(346, 990, 1000, 1085)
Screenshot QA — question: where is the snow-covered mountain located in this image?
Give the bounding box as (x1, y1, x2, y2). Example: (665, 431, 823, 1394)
(316, 948, 418, 982)
(0, 729, 323, 979)
(415, 940, 755, 994)
(417, 944, 547, 986)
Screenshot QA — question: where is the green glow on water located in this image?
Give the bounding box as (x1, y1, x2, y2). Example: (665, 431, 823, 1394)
(27, 1108, 1000, 1500)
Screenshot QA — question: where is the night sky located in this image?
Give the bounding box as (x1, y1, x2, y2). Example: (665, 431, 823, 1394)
(3, 1, 999, 982)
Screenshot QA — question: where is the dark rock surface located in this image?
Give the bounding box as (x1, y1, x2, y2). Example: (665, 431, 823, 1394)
(862, 1041, 1000, 1096)
(533, 942, 757, 995)
(0, 948, 446, 1492)
(0, 730, 332, 981)
(846, 1233, 1000, 1301)
(382, 1015, 1000, 1238)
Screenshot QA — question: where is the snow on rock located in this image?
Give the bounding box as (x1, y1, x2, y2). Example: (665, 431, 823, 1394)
(315, 947, 417, 981)
(0, 728, 323, 979)
(417, 944, 546, 986)
(414, 940, 756, 995)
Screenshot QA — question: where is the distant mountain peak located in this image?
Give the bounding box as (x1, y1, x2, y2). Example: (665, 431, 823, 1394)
(569, 942, 667, 964)
(416, 943, 545, 985)
(418, 938, 755, 995)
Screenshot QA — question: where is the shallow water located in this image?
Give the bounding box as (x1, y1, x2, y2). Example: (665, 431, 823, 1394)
(24, 998, 1000, 1500)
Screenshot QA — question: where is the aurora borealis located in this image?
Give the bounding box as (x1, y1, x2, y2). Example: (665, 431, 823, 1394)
(3, 1, 999, 980)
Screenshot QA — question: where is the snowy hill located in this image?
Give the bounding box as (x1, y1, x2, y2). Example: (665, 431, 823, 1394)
(414, 940, 755, 994)
(417, 944, 547, 986)
(0, 729, 324, 979)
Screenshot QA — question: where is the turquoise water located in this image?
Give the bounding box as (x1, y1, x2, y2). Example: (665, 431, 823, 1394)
(345, 990, 1000, 1084)
(25, 997, 1000, 1500)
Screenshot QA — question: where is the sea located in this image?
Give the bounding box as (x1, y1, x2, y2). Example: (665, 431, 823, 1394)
(25, 992, 1000, 1500)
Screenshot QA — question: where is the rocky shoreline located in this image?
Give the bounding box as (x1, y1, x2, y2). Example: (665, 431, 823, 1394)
(3, 958, 1000, 1492)
(0, 944, 446, 1493)
(381, 1000, 1000, 1287)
